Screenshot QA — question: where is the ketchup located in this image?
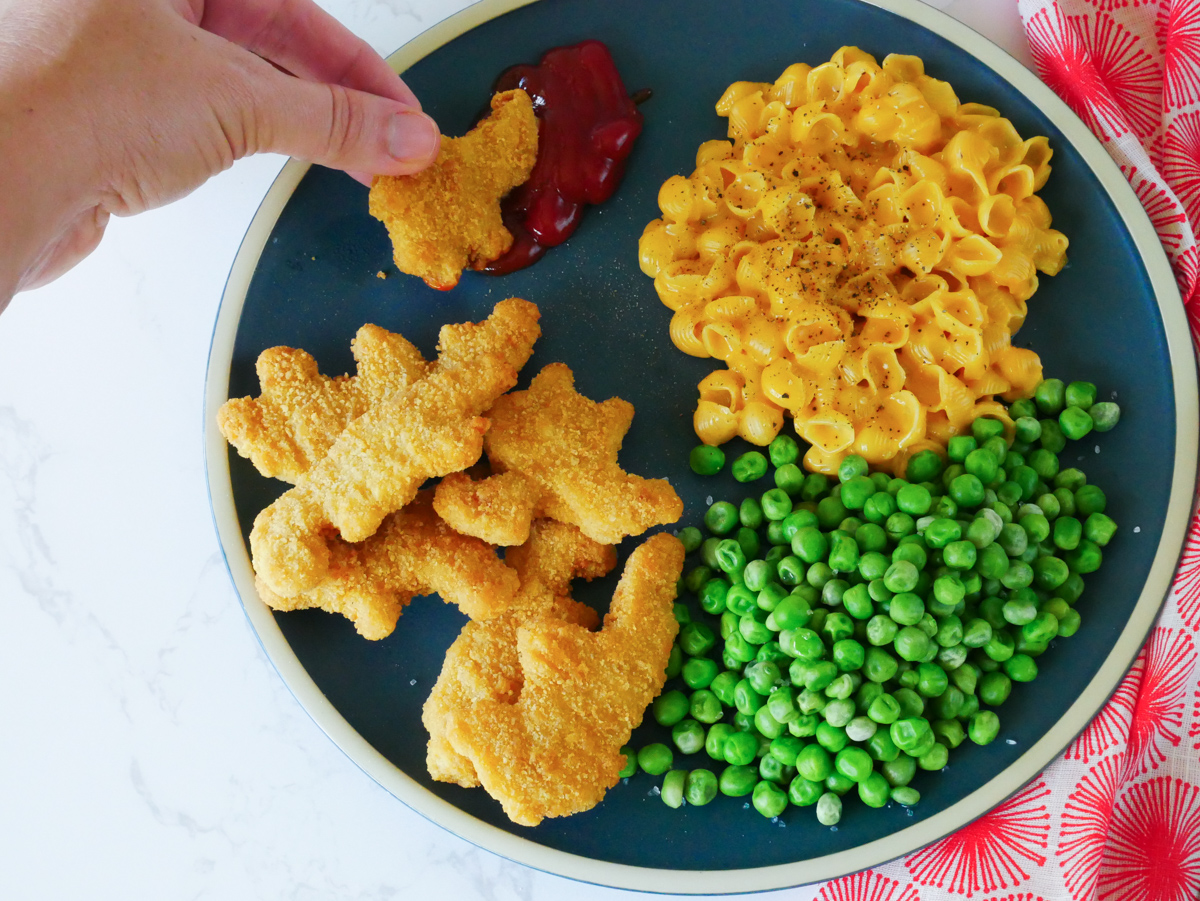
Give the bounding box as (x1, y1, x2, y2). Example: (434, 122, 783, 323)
(484, 40, 645, 275)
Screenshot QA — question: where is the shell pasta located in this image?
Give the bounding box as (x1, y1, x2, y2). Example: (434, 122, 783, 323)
(639, 47, 1067, 473)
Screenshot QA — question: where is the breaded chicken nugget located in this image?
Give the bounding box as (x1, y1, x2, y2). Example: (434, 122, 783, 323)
(217, 325, 429, 484)
(422, 520, 614, 786)
(369, 89, 539, 290)
(250, 299, 540, 598)
(444, 532, 684, 826)
(253, 491, 519, 641)
(433, 363, 683, 546)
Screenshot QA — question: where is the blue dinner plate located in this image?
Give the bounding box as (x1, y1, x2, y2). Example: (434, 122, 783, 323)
(204, 0, 1198, 892)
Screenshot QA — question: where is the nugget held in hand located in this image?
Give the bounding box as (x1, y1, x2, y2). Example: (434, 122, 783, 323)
(250, 299, 541, 598)
(422, 520, 614, 786)
(433, 363, 683, 546)
(369, 90, 539, 290)
(444, 532, 684, 826)
(218, 325, 429, 484)
(253, 491, 520, 641)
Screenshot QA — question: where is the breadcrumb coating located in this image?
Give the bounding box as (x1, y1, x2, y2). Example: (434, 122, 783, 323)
(369, 89, 539, 290)
(254, 491, 520, 640)
(217, 325, 429, 484)
(443, 532, 684, 826)
(434, 362, 683, 546)
(422, 520, 614, 786)
(250, 299, 541, 598)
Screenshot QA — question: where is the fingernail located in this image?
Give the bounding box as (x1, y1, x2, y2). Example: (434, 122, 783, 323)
(387, 112, 439, 162)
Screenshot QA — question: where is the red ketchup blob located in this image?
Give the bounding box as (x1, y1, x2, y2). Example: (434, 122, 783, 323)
(483, 40, 644, 275)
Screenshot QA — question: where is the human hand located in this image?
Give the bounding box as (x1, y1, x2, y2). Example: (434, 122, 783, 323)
(0, 0, 440, 299)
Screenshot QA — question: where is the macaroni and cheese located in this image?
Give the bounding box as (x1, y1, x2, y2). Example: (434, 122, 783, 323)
(639, 47, 1067, 474)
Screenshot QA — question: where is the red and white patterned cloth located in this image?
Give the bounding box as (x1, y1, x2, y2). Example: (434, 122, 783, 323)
(807, 3, 1200, 899)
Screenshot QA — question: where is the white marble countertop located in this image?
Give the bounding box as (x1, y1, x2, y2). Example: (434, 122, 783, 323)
(0, 2, 1035, 898)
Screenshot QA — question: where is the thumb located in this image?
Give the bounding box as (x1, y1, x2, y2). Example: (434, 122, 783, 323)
(240, 69, 441, 177)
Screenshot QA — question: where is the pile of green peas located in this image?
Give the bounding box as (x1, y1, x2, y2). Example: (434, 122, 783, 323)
(626, 379, 1120, 824)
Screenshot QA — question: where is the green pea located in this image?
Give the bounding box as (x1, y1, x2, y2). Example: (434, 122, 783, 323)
(690, 445, 726, 475)
(618, 744, 638, 778)
(732, 451, 769, 482)
(685, 768, 718, 806)
(867, 692, 902, 725)
(704, 501, 739, 535)
(725, 632, 756, 663)
(705, 723, 735, 761)
(1090, 401, 1121, 432)
(891, 785, 921, 806)
(835, 746, 874, 783)
(671, 719, 707, 756)
(653, 690, 690, 726)
(884, 560, 921, 593)
(677, 526, 704, 554)
(1035, 378, 1066, 415)
(769, 434, 801, 467)
(680, 621, 717, 656)
(788, 775, 824, 807)
(690, 689, 724, 724)
(1033, 555, 1070, 590)
(962, 617, 993, 648)
(773, 595, 812, 631)
(984, 629, 1016, 663)
(828, 533, 861, 573)
(638, 743, 674, 775)
(754, 705, 786, 739)
(719, 764, 758, 797)
(863, 646, 899, 683)
(723, 730, 759, 767)
(889, 717, 933, 754)
(815, 721, 849, 753)
(943, 540, 978, 570)
(933, 717, 966, 749)
(1004, 653, 1039, 682)
(894, 626, 932, 662)
(1064, 380, 1097, 410)
(737, 497, 764, 531)
(1085, 513, 1118, 546)
(682, 657, 719, 690)
(881, 752, 918, 788)
(924, 518, 962, 549)
(979, 670, 1012, 706)
(1075, 484, 1107, 516)
(897, 483, 933, 516)
(725, 584, 757, 616)
(816, 496, 848, 529)
(665, 644, 683, 678)
(796, 743, 833, 782)
(1013, 416, 1042, 444)
(1037, 418, 1066, 454)
(1058, 607, 1082, 637)
(906, 449, 944, 482)
(754, 489, 790, 524)
(866, 617, 900, 649)
(832, 639, 866, 672)
(863, 491, 898, 524)
(1065, 539, 1103, 574)
(751, 779, 789, 818)
(918, 742, 949, 772)
(840, 477, 876, 513)
(815, 792, 843, 825)
(1059, 406, 1094, 440)
(968, 710, 1001, 745)
(791, 527, 828, 564)
(915, 662, 949, 698)
(842, 582, 875, 620)
(949, 474, 986, 509)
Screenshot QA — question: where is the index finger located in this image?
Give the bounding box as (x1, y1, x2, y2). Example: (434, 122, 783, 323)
(199, 0, 421, 109)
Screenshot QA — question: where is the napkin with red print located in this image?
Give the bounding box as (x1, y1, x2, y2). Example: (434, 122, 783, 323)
(804, 3, 1200, 900)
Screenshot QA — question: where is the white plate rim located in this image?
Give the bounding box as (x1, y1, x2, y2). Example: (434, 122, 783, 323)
(203, 0, 1200, 892)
